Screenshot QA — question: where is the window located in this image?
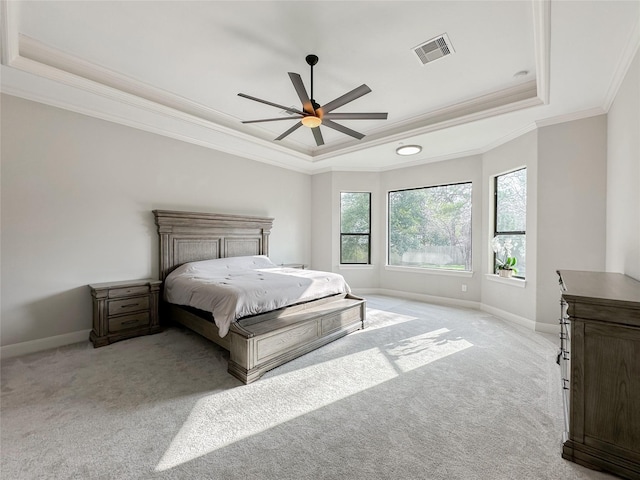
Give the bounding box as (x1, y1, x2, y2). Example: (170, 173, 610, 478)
(340, 192, 371, 264)
(493, 168, 527, 278)
(388, 182, 472, 271)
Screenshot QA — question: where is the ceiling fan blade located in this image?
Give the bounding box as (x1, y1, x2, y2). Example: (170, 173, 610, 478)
(288, 73, 314, 114)
(322, 112, 388, 120)
(320, 84, 372, 114)
(238, 93, 306, 116)
(275, 121, 303, 141)
(322, 119, 365, 140)
(242, 116, 302, 124)
(312, 127, 324, 146)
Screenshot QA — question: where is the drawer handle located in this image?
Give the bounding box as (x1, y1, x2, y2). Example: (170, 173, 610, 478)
(120, 303, 139, 308)
(121, 319, 140, 326)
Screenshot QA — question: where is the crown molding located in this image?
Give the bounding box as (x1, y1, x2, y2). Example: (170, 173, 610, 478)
(2, 79, 316, 175)
(0, 0, 18, 65)
(534, 106, 606, 128)
(19, 35, 238, 126)
(317, 102, 607, 174)
(14, 35, 315, 161)
(532, 0, 551, 105)
(602, 19, 640, 112)
(311, 147, 486, 175)
(380, 148, 485, 172)
(480, 122, 539, 153)
(313, 89, 542, 163)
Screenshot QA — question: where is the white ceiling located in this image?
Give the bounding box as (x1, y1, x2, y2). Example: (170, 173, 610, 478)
(1, 1, 638, 173)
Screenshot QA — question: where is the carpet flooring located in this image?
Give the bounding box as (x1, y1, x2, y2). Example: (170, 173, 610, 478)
(1, 295, 617, 479)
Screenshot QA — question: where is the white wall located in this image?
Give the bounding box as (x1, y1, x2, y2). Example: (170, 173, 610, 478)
(481, 130, 538, 325)
(310, 172, 333, 272)
(606, 49, 640, 280)
(1, 94, 311, 347)
(536, 115, 608, 325)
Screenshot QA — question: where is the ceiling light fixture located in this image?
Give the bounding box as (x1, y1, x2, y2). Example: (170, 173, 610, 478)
(301, 116, 322, 128)
(396, 145, 422, 156)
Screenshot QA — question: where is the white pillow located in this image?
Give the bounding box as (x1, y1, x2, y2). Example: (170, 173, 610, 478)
(169, 255, 276, 278)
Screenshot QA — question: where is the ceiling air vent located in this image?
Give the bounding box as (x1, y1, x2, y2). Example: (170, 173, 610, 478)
(413, 33, 455, 65)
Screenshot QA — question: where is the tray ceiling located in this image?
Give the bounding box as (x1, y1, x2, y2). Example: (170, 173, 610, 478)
(1, 1, 638, 173)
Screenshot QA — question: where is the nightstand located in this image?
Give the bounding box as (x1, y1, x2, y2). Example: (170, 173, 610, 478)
(89, 279, 162, 347)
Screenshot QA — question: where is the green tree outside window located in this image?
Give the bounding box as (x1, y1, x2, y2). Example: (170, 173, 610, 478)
(388, 183, 472, 270)
(341, 192, 371, 264)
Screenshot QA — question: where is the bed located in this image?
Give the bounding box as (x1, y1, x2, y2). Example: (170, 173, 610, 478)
(153, 210, 366, 384)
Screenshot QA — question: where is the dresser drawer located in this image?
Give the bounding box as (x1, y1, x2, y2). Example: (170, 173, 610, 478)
(108, 285, 150, 298)
(108, 296, 149, 315)
(109, 312, 150, 333)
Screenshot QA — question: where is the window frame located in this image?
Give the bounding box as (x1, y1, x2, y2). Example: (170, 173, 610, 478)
(493, 167, 526, 279)
(340, 191, 372, 265)
(387, 181, 473, 272)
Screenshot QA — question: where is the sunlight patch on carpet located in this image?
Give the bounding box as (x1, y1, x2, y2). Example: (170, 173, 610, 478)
(156, 328, 472, 472)
(363, 308, 419, 330)
(385, 328, 473, 373)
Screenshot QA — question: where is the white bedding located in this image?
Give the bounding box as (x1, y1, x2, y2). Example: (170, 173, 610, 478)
(164, 256, 351, 337)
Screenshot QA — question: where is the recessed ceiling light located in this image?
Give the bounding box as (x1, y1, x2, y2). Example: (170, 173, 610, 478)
(396, 145, 422, 156)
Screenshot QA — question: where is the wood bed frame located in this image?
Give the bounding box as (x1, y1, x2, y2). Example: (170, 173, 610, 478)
(153, 210, 366, 384)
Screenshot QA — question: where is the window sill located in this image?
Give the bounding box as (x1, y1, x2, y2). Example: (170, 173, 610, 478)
(339, 264, 375, 270)
(485, 274, 526, 288)
(385, 265, 473, 277)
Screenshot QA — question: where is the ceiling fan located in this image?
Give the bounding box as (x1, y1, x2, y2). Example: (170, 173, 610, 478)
(238, 54, 388, 146)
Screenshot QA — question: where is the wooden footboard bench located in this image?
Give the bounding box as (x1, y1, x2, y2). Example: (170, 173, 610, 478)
(168, 293, 365, 383)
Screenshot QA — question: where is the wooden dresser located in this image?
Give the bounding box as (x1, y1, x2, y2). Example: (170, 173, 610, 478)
(89, 279, 162, 347)
(557, 270, 640, 479)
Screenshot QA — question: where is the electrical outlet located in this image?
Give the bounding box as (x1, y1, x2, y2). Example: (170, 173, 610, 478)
(461, 284, 467, 292)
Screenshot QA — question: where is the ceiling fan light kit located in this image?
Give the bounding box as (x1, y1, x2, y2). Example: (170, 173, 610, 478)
(301, 116, 322, 128)
(238, 55, 387, 146)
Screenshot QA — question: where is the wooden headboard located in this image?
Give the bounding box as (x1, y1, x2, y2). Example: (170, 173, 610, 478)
(153, 210, 274, 280)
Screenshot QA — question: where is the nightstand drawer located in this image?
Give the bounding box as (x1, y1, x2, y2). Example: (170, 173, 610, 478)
(109, 312, 150, 333)
(108, 286, 150, 298)
(108, 296, 149, 315)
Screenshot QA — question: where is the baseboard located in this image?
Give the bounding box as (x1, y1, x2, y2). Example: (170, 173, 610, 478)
(356, 288, 560, 335)
(0, 294, 559, 359)
(479, 304, 560, 334)
(0, 329, 91, 359)
(534, 322, 560, 335)
(480, 304, 537, 330)
(353, 288, 481, 310)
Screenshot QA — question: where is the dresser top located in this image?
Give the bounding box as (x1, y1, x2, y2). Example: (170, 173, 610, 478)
(558, 270, 640, 308)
